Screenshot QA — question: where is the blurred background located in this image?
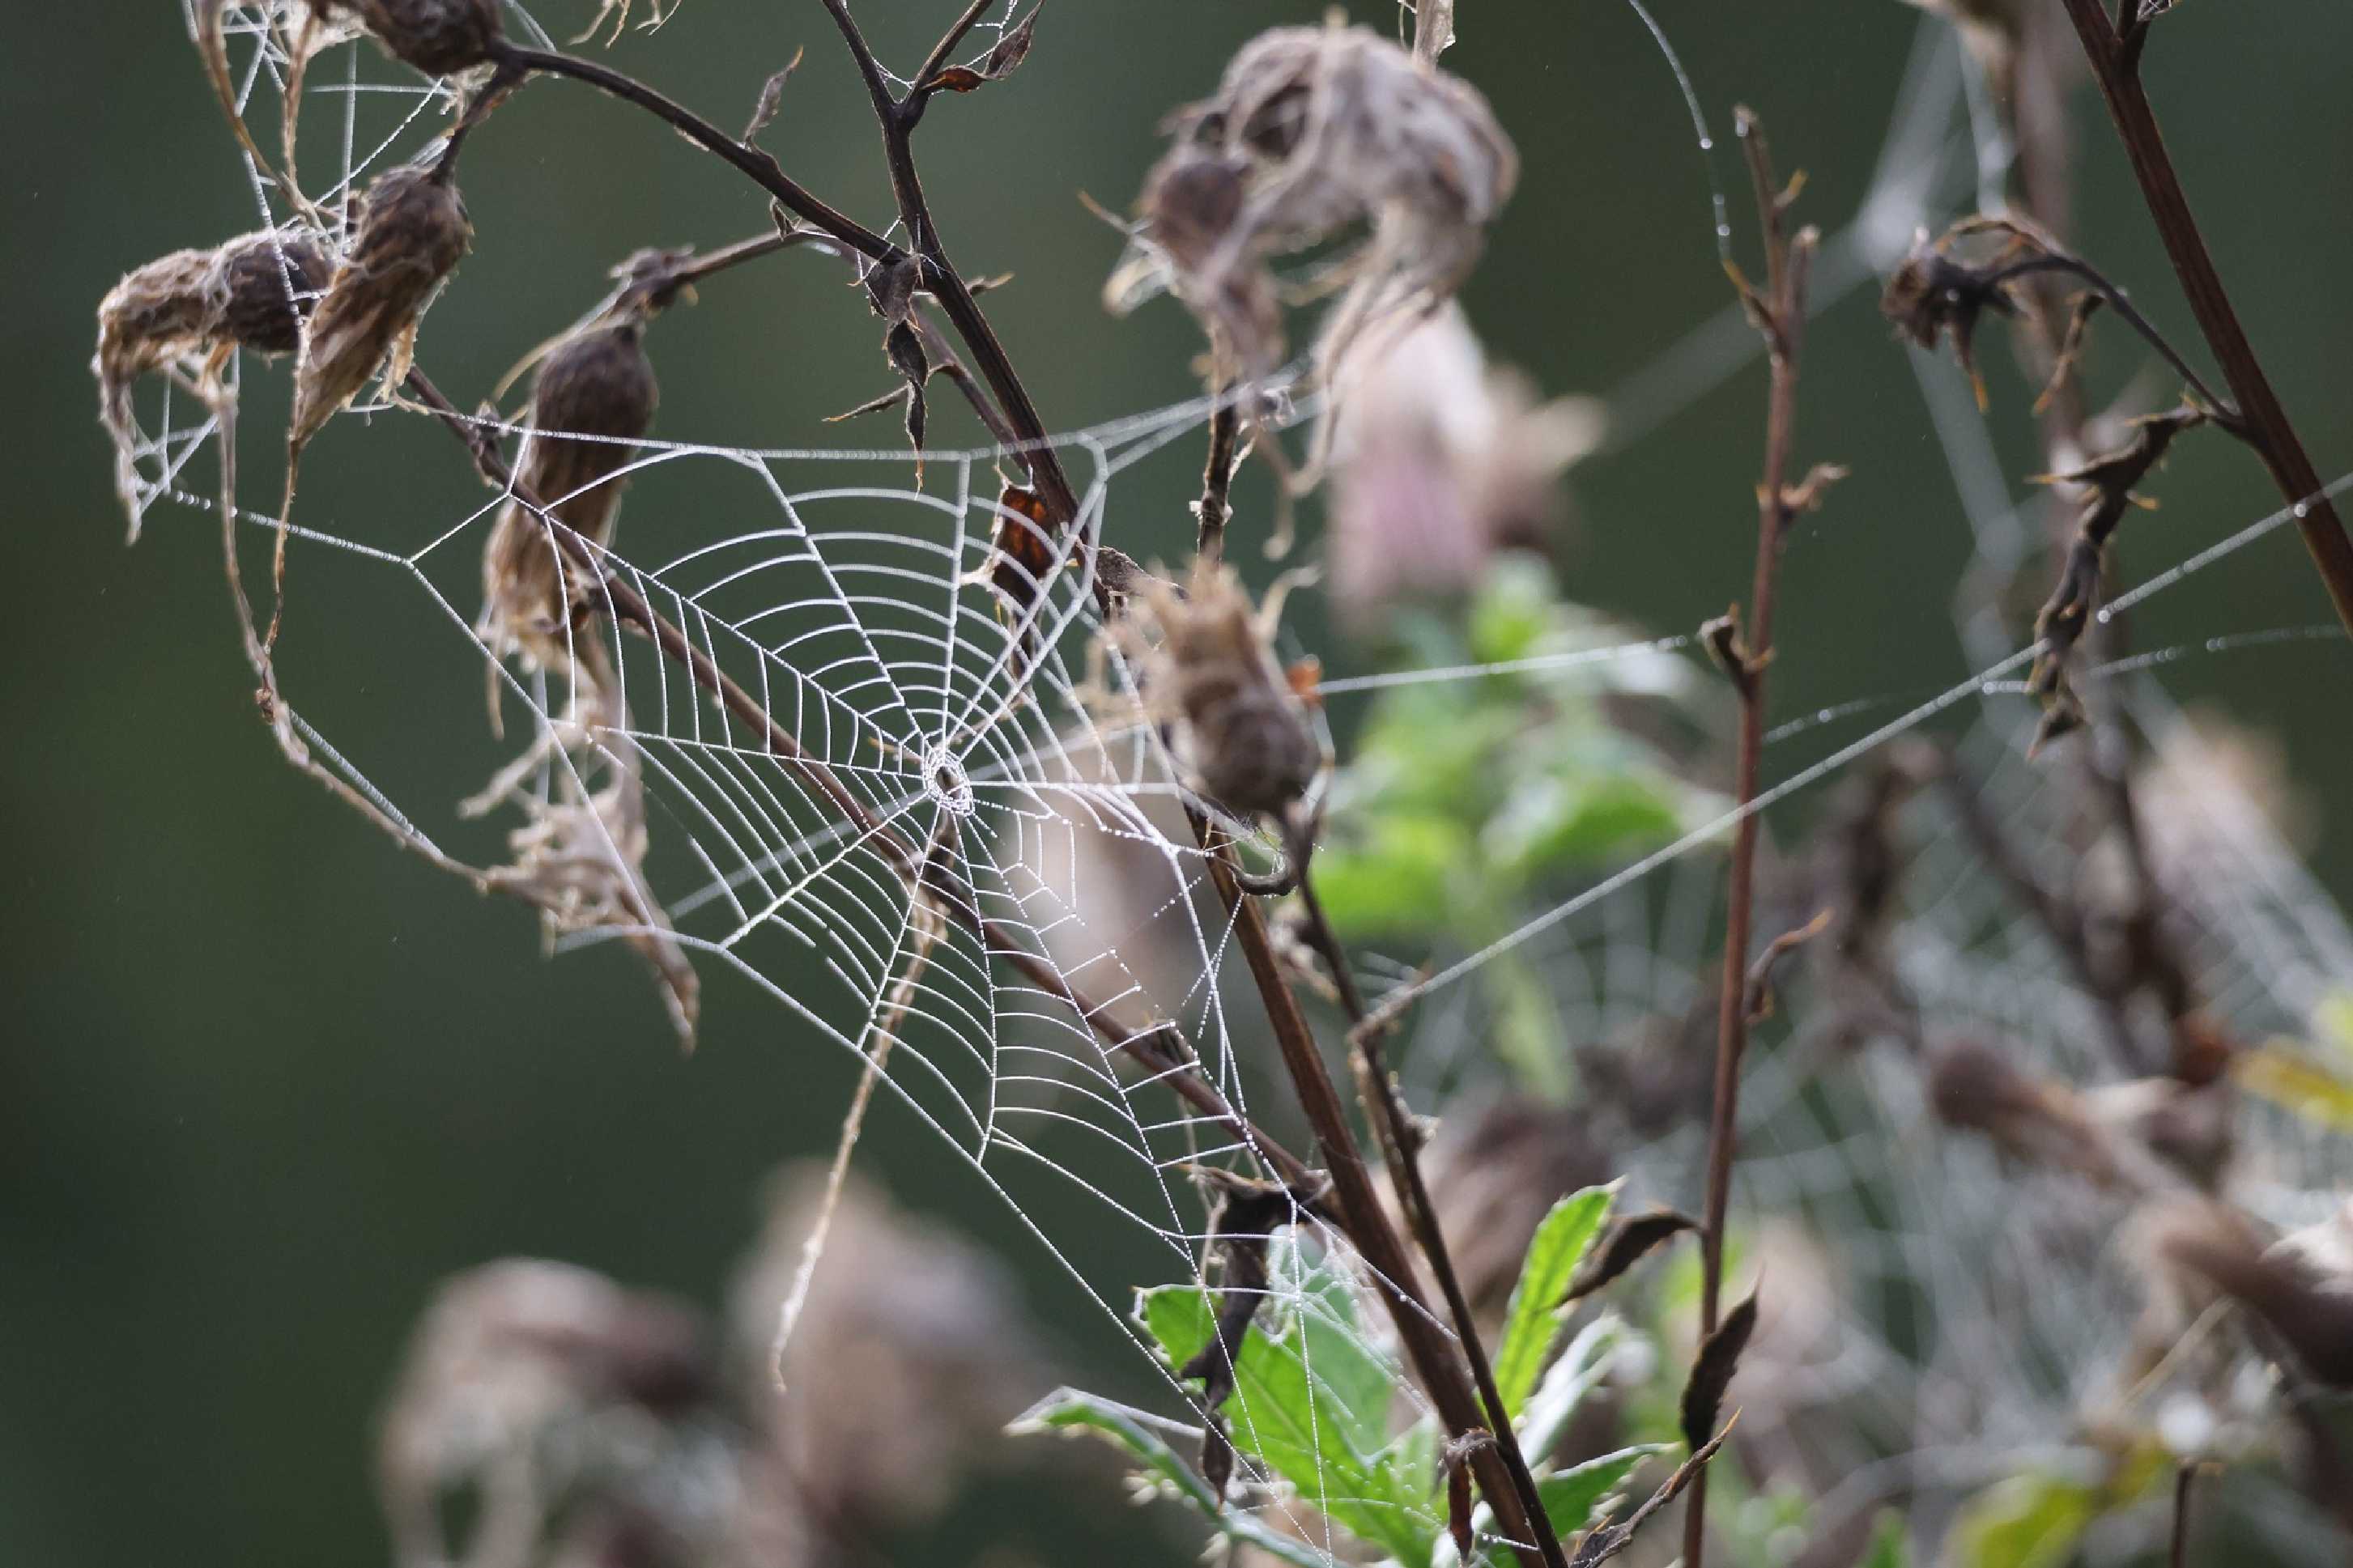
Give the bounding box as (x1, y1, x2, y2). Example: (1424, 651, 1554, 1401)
(6, 1, 2352, 1562)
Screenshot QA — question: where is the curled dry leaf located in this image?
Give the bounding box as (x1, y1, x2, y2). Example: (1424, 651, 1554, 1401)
(327, 0, 505, 75)
(1679, 1288, 1757, 1451)
(1108, 19, 1516, 389)
(292, 161, 473, 453)
(94, 231, 331, 538)
(2151, 1197, 2353, 1388)
(1559, 1207, 1699, 1305)
(480, 320, 660, 682)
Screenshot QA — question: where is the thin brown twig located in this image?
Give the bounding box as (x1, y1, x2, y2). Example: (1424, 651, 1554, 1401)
(2056, 0, 2353, 642)
(1193, 396, 1241, 561)
(1687, 107, 1822, 1568)
(2169, 1462, 2193, 1568)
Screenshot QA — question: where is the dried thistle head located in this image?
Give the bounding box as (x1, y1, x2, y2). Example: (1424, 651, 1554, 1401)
(481, 321, 660, 673)
(1108, 20, 1517, 386)
(377, 1259, 725, 1568)
(1879, 222, 2034, 410)
(483, 748, 700, 1048)
(292, 160, 472, 451)
(1109, 560, 1322, 821)
(327, 0, 504, 75)
(93, 230, 331, 538)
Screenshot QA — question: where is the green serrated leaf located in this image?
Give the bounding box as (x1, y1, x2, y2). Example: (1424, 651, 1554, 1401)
(1138, 1272, 1438, 1566)
(1492, 1185, 1618, 1421)
(1010, 1390, 1331, 1568)
(1536, 1443, 1670, 1538)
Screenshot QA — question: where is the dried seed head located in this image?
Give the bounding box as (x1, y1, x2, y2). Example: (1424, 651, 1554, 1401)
(482, 321, 660, 671)
(292, 162, 472, 450)
(92, 231, 331, 537)
(484, 752, 699, 1047)
(1114, 560, 1322, 820)
(1108, 21, 1516, 382)
(214, 232, 333, 354)
(327, 0, 504, 75)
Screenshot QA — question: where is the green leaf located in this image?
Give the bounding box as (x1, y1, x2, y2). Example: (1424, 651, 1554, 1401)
(1535, 1444, 1670, 1539)
(1138, 1273, 1439, 1566)
(1859, 1508, 1911, 1568)
(1491, 1185, 1618, 1421)
(1310, 812, 1475, 940)
(1010, 1390, 1332, 1568)
(1485, 767, 1685, 880)
(1951, 1473, 2099, 1568)
(1468, 554, 1561, 665)
(1514, 1315, 1623, 1464)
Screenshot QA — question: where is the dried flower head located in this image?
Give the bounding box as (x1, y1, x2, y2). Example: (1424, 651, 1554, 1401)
(483, 747, 700, 1048)
(291, 160, 473, 451)
(481, 320, 660, 676)
(1108, 20, 1517, 387)
(92, 230, 330, 538)
(1879, 222, 2030, 410)
(1108, 560, 1323, 822)
(377, 1259, 726, 1568)
(330, 0, 504, 75)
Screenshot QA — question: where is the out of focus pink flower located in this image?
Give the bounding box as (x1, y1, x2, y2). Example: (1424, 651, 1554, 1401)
(1325, 304, 1601, 628)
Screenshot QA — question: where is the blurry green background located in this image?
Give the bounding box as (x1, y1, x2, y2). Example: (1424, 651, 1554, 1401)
(6, 1, 2351, 1561)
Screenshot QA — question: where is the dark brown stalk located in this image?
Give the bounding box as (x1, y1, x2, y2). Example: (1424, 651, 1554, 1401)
(1291, 873, 1570, 1568)
(1193, 397, 1241, 562)
(1686, 108, 1820, 1568)
(2056, 0, 2353, 640)
(1984, 253, 2240, 435)
(399, 368, 1315, 1193)
(812, 0, 1083, 533)
(1189, 819, 1559, 1568)
(486, 43, 898, 262)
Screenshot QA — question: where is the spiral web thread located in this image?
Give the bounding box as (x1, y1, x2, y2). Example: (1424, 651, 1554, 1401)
(111, 6, 2353, 1563)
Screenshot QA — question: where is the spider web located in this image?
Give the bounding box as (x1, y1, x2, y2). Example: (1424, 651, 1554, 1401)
(111, 6, 2353, 1565)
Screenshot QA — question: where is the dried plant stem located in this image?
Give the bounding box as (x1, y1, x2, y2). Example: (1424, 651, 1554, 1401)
(1189, 822, 1559, 1568)
(1292, 873, 1570, 1568)
(1686, 109, 1820, 1568)
(398, 368, 1313, 1196)
(1193, 397, 1241, 561)
(2056, 0, 2353, 640)
(772, 896, 942, 1392)
(1984, 253, 2239, 435)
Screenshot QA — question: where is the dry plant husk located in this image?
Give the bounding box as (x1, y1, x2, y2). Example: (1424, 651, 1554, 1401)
(1102, 559, 1321, 822)
(1108, 20, 1517, 407)
(292, 160, 472, 452)
(482, 738, 700, 1049)
(480, 320, 660, 682)
(93, 230, 330, 538)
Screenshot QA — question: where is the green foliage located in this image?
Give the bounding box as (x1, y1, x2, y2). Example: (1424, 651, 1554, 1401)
(1859, 1509, 1913, 1568)
(1312, 557, 1719, 1099)
(1020, 1216, 1653, 1567)
(1491, 1185, 1618, 1421)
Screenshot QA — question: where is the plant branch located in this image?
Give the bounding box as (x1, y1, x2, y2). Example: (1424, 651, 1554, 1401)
(1687, 108, 1822, 1568)
(1983, 253, 2240, 436)
(2056, 0, 2353, 641)
(1292, 873, 1571, 1568)
(1186, 814, 1558, 1568)
(913, 0, 998, 96)
(811, 0, 1084, 536)
(487, 43, 900, 262)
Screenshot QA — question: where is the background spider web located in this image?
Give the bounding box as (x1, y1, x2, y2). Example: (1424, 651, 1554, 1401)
(99, 5, 2353, 1565)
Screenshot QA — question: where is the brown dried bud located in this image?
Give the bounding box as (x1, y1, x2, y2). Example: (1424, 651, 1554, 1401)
(93, 231, 331, 537)
(482, 321, 660, 671)
(1113, 561, 1321, 821)
(326, 0, 504, 76)
(292, 162, 473, 451)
